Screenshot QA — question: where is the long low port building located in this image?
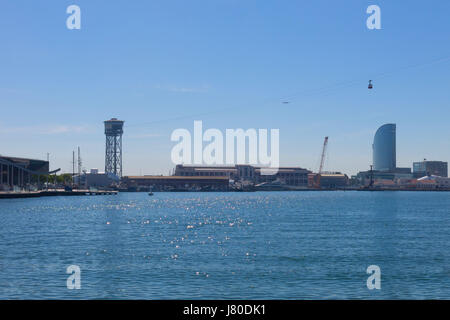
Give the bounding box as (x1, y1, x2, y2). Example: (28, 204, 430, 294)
(122, 176, 230, 191)
(175, 164, 311, 186)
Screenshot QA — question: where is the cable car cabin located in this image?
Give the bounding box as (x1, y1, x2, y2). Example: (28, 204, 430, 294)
(368, 80, 373, 89)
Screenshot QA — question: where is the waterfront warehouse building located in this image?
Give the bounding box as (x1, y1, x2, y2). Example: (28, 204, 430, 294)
(413, 160, 448, 178)
(307, 173, 349, 189)
(373, 123, 396, 172)
(416, 175, 450, 189)
(174, 165, 238, 179)
(253, 167, 310, 186)
(0, 155, 49, 190)
(354, 168, 412, 187)
(174, 164, 311, 186)
(74, 168, 120, 188)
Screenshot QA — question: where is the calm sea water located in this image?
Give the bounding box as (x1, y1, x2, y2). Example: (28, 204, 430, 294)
(0, 191, 449, 299)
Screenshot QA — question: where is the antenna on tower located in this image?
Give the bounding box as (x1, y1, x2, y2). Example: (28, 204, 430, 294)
(72, 150, 75, 188)
(104, 118, 124, 177)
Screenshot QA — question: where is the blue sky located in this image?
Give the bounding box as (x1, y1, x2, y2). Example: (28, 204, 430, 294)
(1, 0, 449, 176)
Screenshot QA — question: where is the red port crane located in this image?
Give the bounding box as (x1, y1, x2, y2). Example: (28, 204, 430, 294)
(319, 136, 329, 174)
(313, 136, 329, 189)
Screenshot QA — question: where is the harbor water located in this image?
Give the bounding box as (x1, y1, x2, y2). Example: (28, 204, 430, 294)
(0, 191, 449, 299)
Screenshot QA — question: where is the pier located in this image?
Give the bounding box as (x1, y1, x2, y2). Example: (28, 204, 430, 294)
(0, 189, 118, 199)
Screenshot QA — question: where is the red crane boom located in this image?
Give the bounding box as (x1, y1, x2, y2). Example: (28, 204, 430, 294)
(319, 136, 329, 174)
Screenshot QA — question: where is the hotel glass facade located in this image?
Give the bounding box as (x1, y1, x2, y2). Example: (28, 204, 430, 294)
(373, 124, 396, 171)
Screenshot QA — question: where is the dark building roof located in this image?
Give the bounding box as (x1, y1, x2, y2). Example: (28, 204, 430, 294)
(0, 156, 49, 174)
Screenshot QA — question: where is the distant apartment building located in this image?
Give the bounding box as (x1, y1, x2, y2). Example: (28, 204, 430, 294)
(413, 160, 448, 178)
(174, 165, 311, 186)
